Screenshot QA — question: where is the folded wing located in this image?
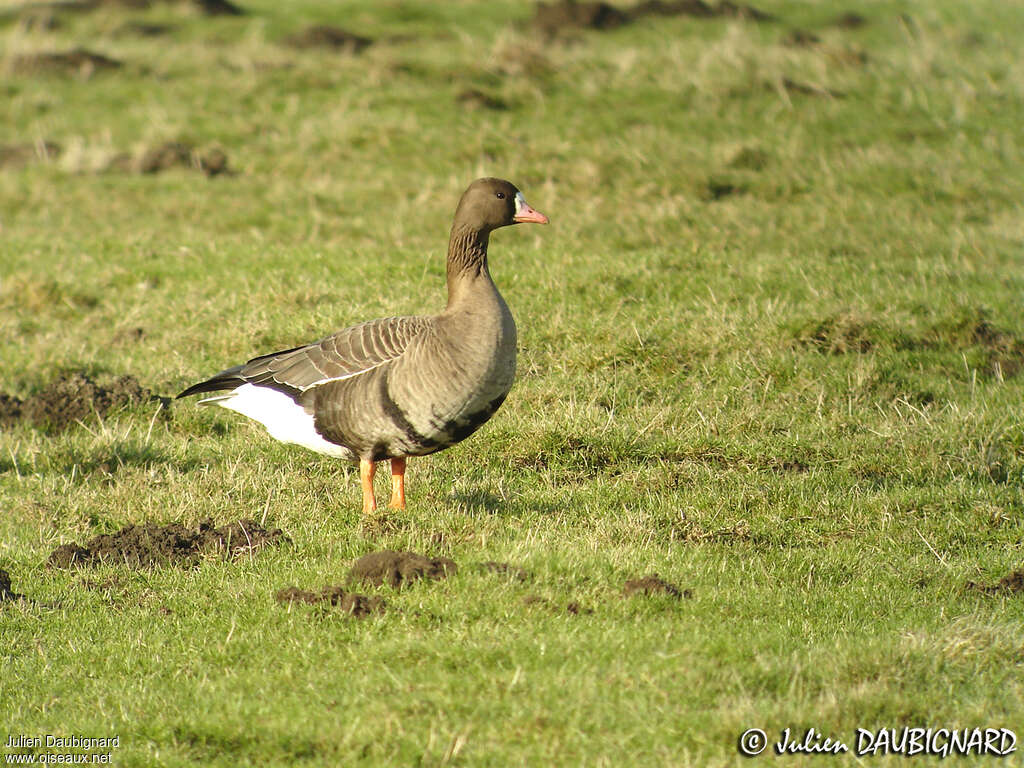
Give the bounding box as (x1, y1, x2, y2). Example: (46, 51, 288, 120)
(177, 315, 430, 400)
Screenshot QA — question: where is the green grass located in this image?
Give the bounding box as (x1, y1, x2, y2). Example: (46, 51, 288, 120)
(2, 0, 1023, 765)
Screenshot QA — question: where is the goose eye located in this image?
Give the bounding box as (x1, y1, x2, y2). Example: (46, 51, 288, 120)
(495, 192, 505, 199)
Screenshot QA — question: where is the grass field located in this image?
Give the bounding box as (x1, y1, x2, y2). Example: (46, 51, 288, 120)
(2, 0, 1023, 765)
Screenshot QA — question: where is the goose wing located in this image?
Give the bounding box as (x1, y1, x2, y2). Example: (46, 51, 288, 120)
(178, 315, 431, 400)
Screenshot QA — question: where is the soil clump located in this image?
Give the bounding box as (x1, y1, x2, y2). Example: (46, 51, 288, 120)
(965, 569, 1024, 595)
(0, 142, 62, 168)
(532, 0, 773, 34)
(0, 372, 160, 433)
(623, 574, 691, 599)
(348, 550, 456, 588)
(105, 142, 229, 176)
(275, 586, 384, 617)
(10, 49, 121, 77)
(282, 25, 372, 52)
(476, 561, 530, 582)
(522, 594, 593, 614)
(48, 519, 287, 568)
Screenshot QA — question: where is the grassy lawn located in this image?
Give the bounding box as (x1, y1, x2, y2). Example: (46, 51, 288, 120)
(1, 0, 1023, 765)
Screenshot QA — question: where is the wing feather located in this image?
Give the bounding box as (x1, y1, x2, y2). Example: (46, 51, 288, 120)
(178, 316, 430, 399)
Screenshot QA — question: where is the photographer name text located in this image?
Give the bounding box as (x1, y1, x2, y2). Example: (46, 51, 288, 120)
(738, 727, 1017, 758)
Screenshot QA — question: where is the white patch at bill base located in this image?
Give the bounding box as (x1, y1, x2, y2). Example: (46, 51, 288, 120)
(514, 191, 528, 216)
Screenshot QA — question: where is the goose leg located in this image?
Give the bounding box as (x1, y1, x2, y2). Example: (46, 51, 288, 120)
(389, 457, 407, 509)
(360, 458, 377, 513)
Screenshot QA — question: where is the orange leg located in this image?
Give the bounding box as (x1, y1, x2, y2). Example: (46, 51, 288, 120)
(389, 457, 407, 509)
(360, 458, 377, 513)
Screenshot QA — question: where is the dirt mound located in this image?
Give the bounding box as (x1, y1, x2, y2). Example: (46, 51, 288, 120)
(729, 146, 770, 170)
(533, 1, 630, 32)
(456, 88, 509, 111)
(0, 372, 161, 433)
(623, 574, 691, 599)
(283, 25, 372, 52)
(781, 27, 820, 47)
(10, 49, 121, 77)
(115, 21, 175, 37)
(0, 569, 27, 604)
(0, 141, 62, 168)
(104, 142, 229, 176)
(15, 9, 62, 31)
(275, 586, 384, 617)
(0, 393, 24, 423)
(476, 561, 530, 582)
(348, 550, 456, 588)
(522, 594, 593, 614)
(773, 77, 844, 99)
(48, 519, 287, 568)
(965, 569, 1024, 595)
(191, 0, 243, 14)
(634, 0, 772, 21)
(833, 11, 867, 29)
(10, 0, 242, 15)
(532, 0, 772, 34)
(702, 175, 747, 201)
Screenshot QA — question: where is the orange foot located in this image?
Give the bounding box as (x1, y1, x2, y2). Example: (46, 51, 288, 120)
(389, 456, 407, 509)
(360, 458, 377, 514)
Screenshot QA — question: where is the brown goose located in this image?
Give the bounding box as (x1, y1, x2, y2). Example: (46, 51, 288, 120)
(178, 178, 548, 513)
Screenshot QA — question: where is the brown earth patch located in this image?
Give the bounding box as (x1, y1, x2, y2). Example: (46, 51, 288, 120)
(532, 0, 773, 35)
(348, 550, 457, 589)
(15, 10, 62, 31)
(282, 25, 372, 52)
(728, 146, 770, 170)
(955, 319, 1024, 379)
(965, 569, 1024, 595)
(702, 175, 748, 201)
(191, 0, 243, 14)
(77, 574, 127, 591)
(792, 314, 882, 355)
(9, 49, 122, 77)
(8, 0, 242, 15)
(832, 11, 867, 29)
(0, 372, 162, 433)
(456, 88, 510, 111)
(825, 47, 869, 67)
(48, 519, 287, 569)
(522, 594, 593, 614)
(623, 573, 691, 598)
(774, 77, 844, 99)
(105, 142, 229, 176)
(533, 1, 629, 32)
(639, 0, 774, 22)
(275, 586, 384, 617)
(476, 561, 530, 582)
(781, 27, 820, 47)
(0, 142, 62, 169)
(115, 21, 175, 37)
(791, 310, 1024, 378)
(0, 569, 27, 604)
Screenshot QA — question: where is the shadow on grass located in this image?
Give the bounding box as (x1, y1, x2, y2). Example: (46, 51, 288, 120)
(43, 442, 203, 479)
(449, 487, 562, 517)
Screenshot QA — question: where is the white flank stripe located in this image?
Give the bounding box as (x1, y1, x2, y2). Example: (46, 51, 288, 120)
(299, 360, 388, 392)
(199, 384, 351, 458)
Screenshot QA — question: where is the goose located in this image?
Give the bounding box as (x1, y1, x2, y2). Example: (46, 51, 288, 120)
(178, 178, 548, 513)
